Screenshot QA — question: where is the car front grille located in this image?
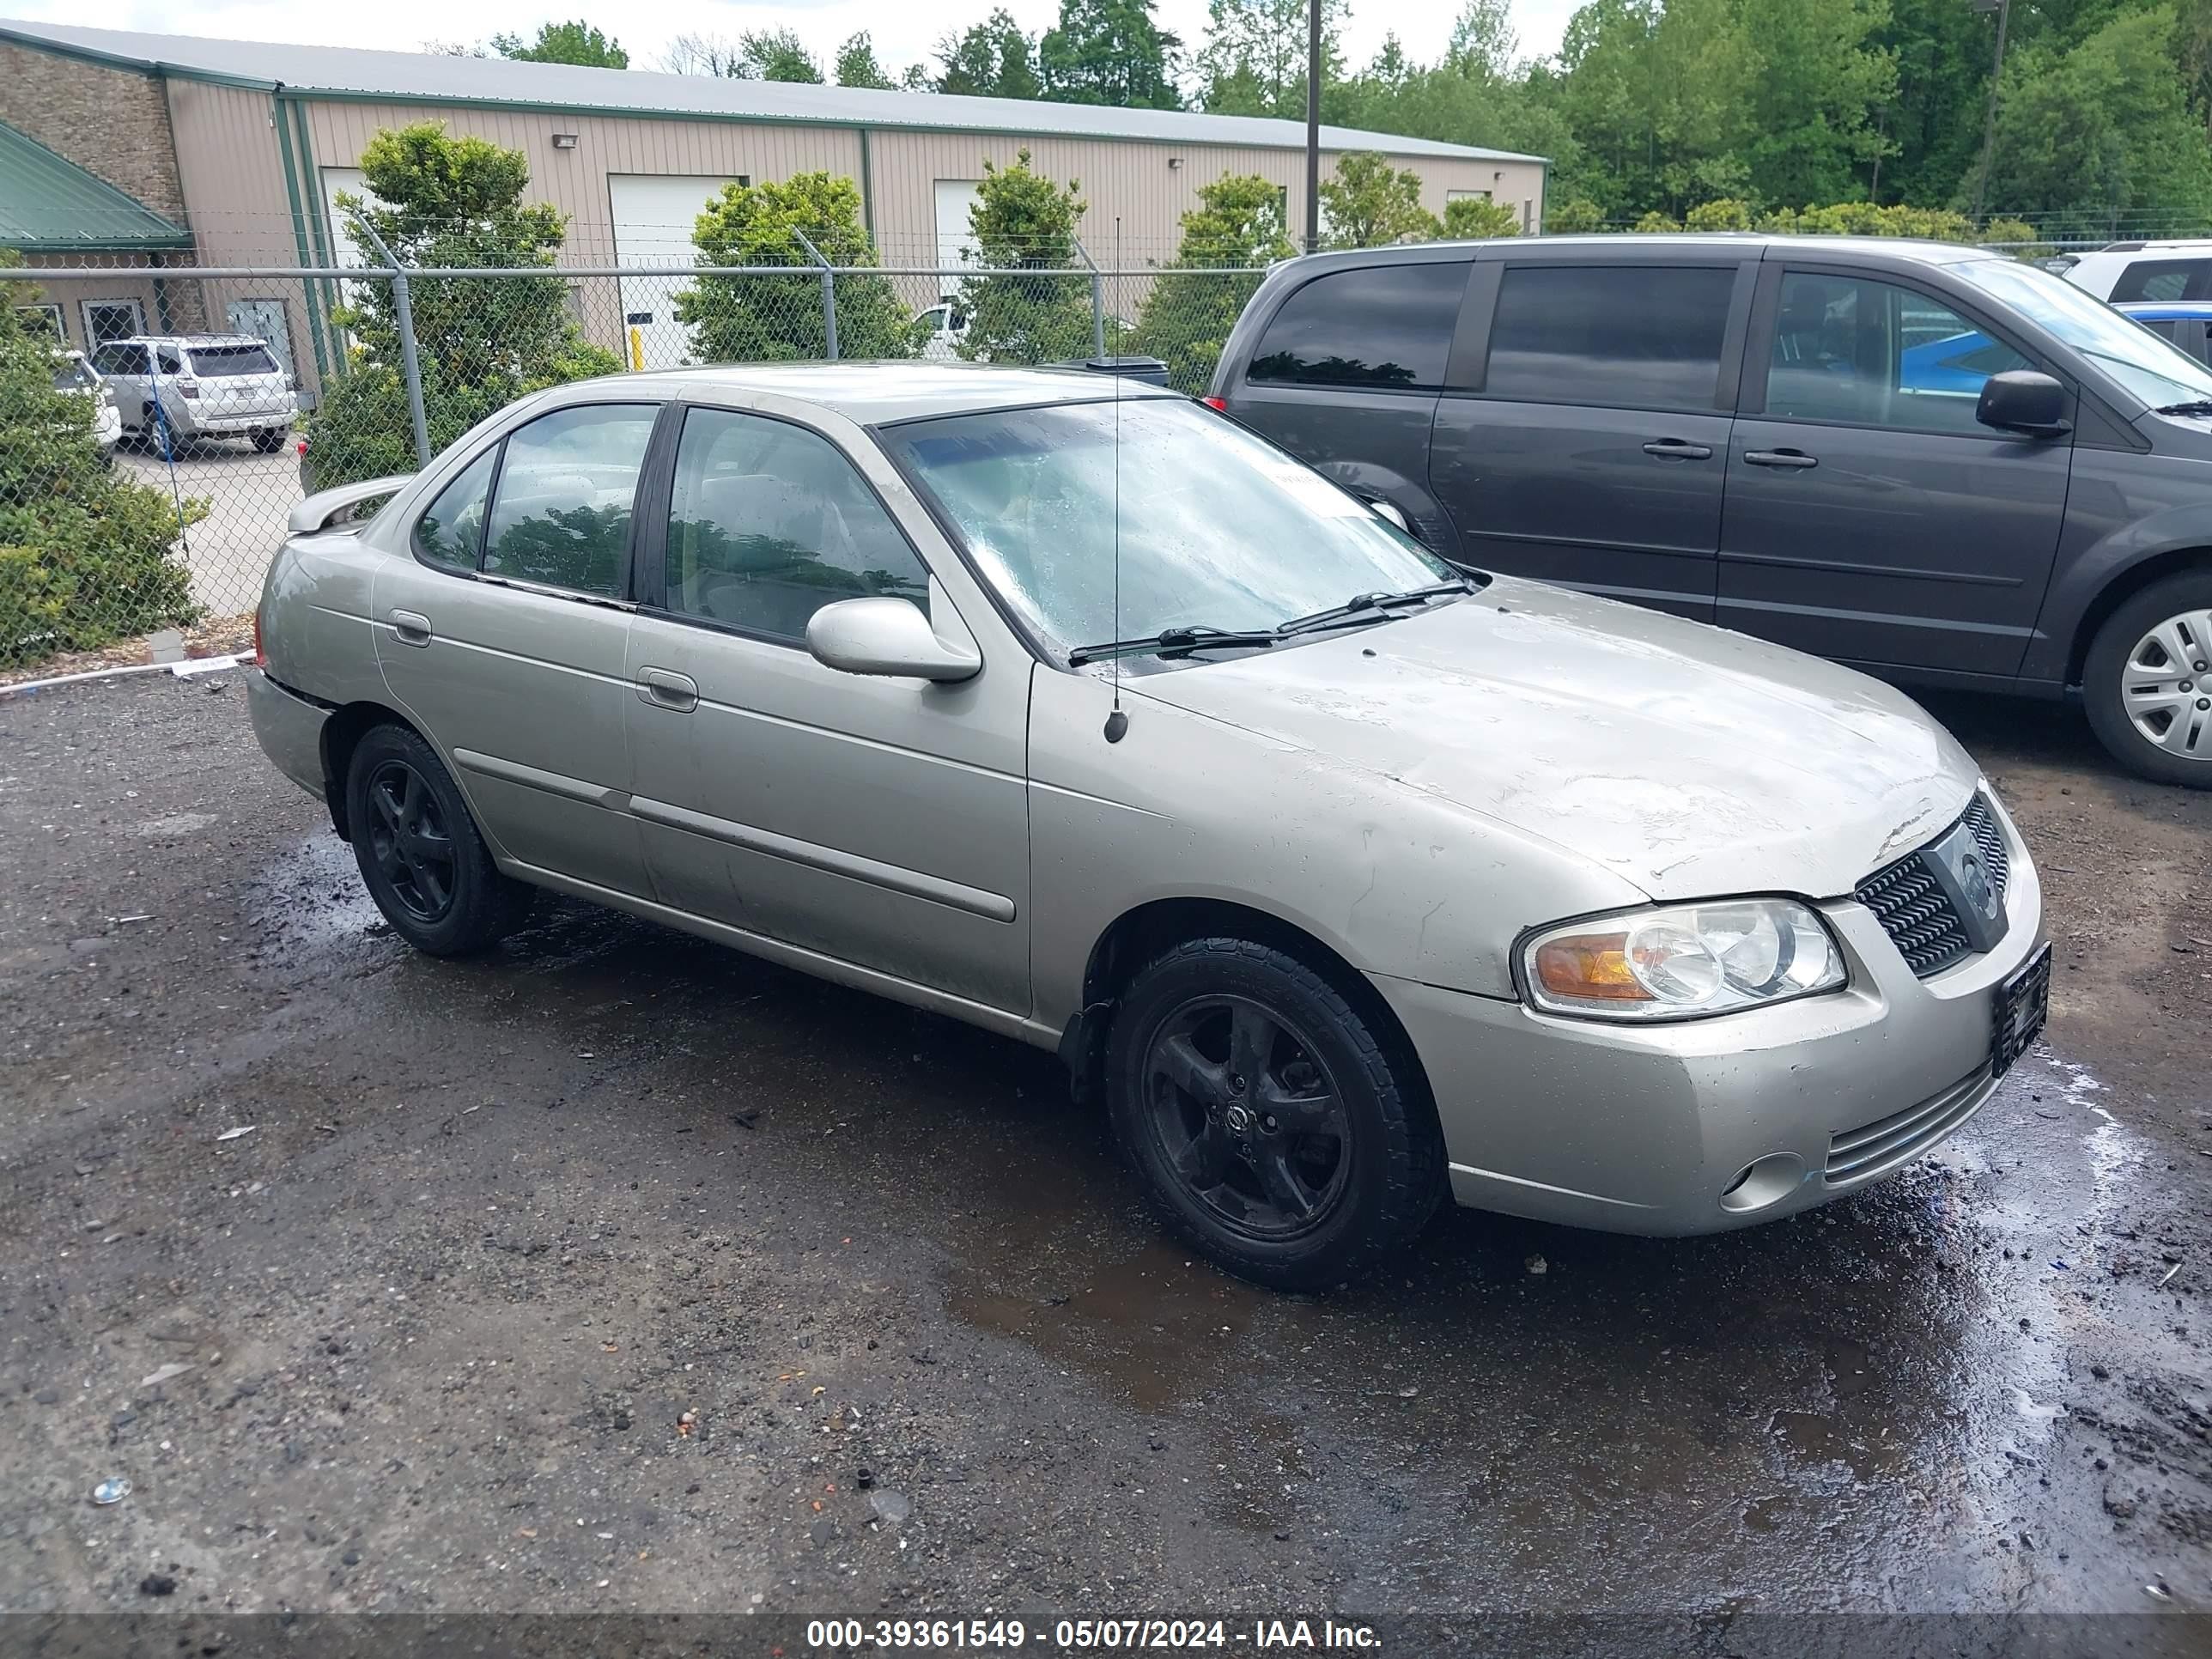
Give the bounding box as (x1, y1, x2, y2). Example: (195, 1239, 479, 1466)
(1854, 796, 2009, 977)
(1825, 1067, 1990, 1185)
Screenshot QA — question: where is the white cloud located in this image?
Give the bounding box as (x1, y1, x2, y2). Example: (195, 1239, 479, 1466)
(4, 0, 1581, 83)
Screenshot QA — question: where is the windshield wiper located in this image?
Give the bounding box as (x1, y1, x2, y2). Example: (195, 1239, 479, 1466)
(1275, 578, 1476, 638)
(2154, 399, 2212, 416)
(1067, 625, 1279, 667)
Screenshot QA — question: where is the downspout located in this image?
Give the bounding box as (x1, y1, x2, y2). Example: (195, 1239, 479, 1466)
(858, 128, 875, 240)
(272, 84, 332, 384)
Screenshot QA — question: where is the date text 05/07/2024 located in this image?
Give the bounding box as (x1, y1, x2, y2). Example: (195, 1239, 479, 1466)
(802, 1618, 1385, 1650)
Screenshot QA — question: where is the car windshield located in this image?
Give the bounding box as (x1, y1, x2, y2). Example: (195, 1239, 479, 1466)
(51, 357, 96, 392)
(881, 396, 1455, 665)
(1954, 257, 2212, 409)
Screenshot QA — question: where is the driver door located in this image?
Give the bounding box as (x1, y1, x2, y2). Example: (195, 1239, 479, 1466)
(623, 402, 1031, 1015)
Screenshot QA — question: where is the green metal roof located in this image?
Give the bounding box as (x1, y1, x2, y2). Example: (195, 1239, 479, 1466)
(0, 118, 192, 252)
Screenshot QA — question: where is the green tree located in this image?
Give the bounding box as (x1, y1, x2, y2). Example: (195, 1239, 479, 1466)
(1130, 173, 1295, 392)
(1734, 0, 1895, 207)
(935, 9, 1044, 98)
(1194, 0, 1348, 118)
(735, 27, 824, 82)
(834, 32, 901, 90)
(0, 254, 202, 665)
(678, 173, 917, 362)
(490, 20, 627, 68)
(1443, 196, 1521, 238)
(1039, 0, 1183, 109)
(1869, 0, 1994, 204)
(1319, 151, 1442, 249)
(956, 150, 1097, 365)
(308, 123, 618, 487)
(1978, 3, 2212, 230)
(1543, 196, 1606, 232)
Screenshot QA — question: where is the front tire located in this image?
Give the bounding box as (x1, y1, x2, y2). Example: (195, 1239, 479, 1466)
(344, 724, 533, 955)
(2083, 573, 2212, 788)
(1105, 938, 1444, 1290)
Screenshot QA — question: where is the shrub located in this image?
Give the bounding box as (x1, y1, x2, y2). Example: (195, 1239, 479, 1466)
(957, 150, 1099, 367)
(679, 172, 918, 362)
(0, 256, 202, 666)
(1685, 198, 1756, 232)
(1543, 198, 1606, 234)
(1322, 152, 1443, 249)
(1443, 197, 1521, 239)
(1633, 210, 1683, 233)
(1129, 173, 1295, 395)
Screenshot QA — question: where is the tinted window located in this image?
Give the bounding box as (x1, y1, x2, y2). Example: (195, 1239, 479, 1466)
(1485, 265, 1736, 410)
(92, 343, 147, 375)
(155, 348, 184, 375)
(2141, 319, 2182, 343)
(1765, 273, 2029, 434)
(662, 408, 930, 643)
(2110, 259, 2211, 303)
(189, 343, 278, 377)
(483, 404, 657, 595)
(1247, 263, 1465, 389)
(416, 449, 496, 573)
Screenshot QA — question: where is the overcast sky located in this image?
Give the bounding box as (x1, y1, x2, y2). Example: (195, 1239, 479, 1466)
(3, 2, 1586, 81)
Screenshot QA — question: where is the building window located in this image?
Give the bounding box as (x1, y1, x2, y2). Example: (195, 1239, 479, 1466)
(15, 303, 64, 343)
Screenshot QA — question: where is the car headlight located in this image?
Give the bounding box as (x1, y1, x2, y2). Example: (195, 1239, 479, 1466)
(1522, 898, 1846, 1021)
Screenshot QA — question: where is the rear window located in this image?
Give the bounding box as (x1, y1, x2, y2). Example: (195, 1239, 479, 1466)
(189, 343, 280, 378)
(1483, 265, 1737, 411)
(2110, 259, 2212, 302)
(1246, 262, 1466, 390)
(52, 357, 97, 392)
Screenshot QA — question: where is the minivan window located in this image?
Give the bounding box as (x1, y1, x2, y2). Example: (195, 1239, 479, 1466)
(481, 404, 658, 596)
(2109, 259, 2211, 303)
(1954, 257, 2212, 410)
(1483, 265, 1736, 410)
(1765, 273, 2028, 434)
(189, 343, 279, 378)
(1247, 263, 1465, 390)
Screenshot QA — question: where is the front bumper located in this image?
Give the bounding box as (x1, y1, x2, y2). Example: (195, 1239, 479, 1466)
(247, 667, 328, 802)
(1373, 805, 2044, 1237)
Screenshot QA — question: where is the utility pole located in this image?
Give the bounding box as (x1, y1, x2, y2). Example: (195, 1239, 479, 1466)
(1304, 0, 1322, 252)
(1970, 0, 2011, 227)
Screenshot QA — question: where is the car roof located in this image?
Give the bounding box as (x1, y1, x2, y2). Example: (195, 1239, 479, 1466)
(560, 362, 1183, 424)
(1281, 234, 2002, 271)
(2115, 300, 2212, 319)
(2081, 239, 2212, 255)
(112, 333, 272, 348)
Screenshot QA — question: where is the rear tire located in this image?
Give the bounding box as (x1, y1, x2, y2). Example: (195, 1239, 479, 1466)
(344, 724, 533, 956)
(2082, 572, 2212, 789)
(252, 428, 286, 453)
(1105, 937, 1444, 1290)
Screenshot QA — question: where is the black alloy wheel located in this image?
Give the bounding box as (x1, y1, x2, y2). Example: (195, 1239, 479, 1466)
(363, 757, 458, 924)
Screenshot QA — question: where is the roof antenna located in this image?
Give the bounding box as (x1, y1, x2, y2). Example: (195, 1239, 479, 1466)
(1103, 214, 1129, 744)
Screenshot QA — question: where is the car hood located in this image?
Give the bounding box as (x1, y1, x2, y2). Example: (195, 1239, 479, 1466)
(1124, 577, 1978, 902)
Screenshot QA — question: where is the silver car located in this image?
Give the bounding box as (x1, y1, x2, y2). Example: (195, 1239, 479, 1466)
(88, 333, 296, 457)
(247, 365, 2049, 1288)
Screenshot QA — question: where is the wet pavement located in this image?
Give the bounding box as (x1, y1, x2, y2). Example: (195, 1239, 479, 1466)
(0, 673, 2207, 1640)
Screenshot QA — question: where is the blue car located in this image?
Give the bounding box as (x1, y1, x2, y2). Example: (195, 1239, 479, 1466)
(2115, 300, 2212, 367)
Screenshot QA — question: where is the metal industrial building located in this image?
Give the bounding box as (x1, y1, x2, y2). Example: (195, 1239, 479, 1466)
(0, 19, 1546, 392)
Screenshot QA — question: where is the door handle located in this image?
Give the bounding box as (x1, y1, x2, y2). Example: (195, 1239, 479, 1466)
(389, 609, 432, 647)
(1743, 449, 1820, 470)
(637, 667, 699, 713)
(1641, 439, 1713, 460)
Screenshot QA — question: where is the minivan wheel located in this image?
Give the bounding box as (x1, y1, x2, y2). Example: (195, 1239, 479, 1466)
(344, 724, 533, 955)
(1105, 939, 1444, 1290)
(2083, 574, 2212, 788)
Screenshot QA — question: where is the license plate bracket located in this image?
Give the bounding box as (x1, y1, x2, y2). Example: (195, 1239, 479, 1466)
(1991, 941, 2052, 1077)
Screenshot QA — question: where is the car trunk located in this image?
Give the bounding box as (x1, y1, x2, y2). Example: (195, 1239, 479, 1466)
(185, 343, 289, 421)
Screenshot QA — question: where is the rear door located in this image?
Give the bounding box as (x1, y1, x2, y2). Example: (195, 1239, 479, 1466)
(1427, 253, 1753, 621)
(90, 341, 151, 427)
(1221, 257, 1470, 553)
(1717, 264, 2073, 678)
(374, 399, 663, 895)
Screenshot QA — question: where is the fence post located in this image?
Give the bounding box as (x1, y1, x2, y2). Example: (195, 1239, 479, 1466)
(353, 219, 433, 471)
(793, 230, 838, 362)
(1074, 238, 1106, 359)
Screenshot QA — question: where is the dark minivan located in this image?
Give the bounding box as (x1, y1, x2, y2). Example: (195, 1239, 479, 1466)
(1209, 235, 2212, 787)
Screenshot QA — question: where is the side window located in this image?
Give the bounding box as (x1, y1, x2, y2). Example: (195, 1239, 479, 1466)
(1484, 264, 1737, 410)
(92, 344, 141, 375)
(660, 407, 931, 644)
(1247, 263, 1466, 390)
(155, 348, 184, 375)
(2110, 260, 2212, 303)
(1765, 273, 2031, 434)
(482, 404, 658, 595)
(415, 449, 496, 573)
(2141, 319, 2182, 343)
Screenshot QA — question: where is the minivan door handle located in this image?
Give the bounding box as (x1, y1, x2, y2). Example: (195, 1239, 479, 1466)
(637, 667, 699, 713)
(1641, 439, 1713, 460)
(1743, 448, 1820, 470)
(389, 609, 432, 647)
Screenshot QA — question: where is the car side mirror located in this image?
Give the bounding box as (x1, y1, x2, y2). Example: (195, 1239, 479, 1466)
(1368, 498, 1409, 532)
(1977, 370, 2070, 438)
(807, 591, 981, 683)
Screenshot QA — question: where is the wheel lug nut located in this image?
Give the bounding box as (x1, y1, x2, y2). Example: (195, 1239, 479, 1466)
(1229, 1074, 1245, 1094)
(1262, 1115, 1279, 1133)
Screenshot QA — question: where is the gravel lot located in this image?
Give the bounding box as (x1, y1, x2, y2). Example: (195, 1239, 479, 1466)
(0, 674, 2207, 1648)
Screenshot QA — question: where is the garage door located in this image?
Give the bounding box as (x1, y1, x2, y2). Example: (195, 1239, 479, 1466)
(611, 174, 743, 369)
(934, 180, 981, 300)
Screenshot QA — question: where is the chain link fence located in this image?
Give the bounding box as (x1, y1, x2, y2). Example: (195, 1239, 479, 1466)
(3, 247, 1268, 678)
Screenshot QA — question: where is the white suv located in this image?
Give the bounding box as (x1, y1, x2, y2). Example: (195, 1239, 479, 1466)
(2058, 240, 2212, 302)
(88, 333, 297, 459)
